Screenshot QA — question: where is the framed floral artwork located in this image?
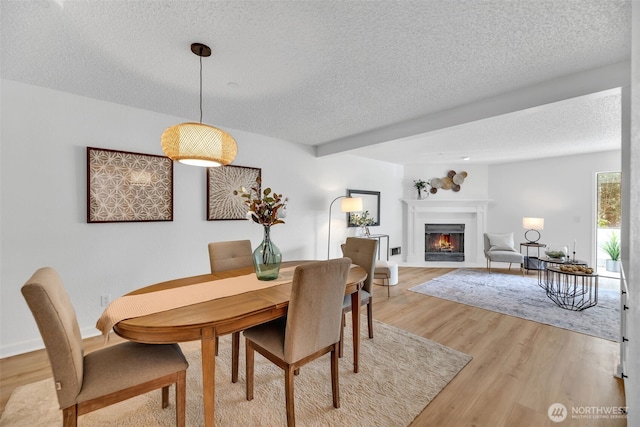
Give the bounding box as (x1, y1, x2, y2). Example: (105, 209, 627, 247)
(207, 165, 261, 220)
(87, 147, 173, 223)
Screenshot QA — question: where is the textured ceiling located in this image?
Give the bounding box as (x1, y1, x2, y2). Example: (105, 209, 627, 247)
(355, 88, 623, 164)
(0, 0, 631, 164)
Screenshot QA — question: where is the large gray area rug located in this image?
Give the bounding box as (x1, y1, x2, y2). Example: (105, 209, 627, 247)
(0, 320, 471, 427)
(409, 269, 620, 341)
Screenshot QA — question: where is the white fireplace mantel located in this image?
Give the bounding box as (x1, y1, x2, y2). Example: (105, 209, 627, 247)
(402, 199, 493, 267)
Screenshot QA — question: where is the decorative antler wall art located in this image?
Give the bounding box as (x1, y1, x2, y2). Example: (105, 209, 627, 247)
(429, 170, 468, 194)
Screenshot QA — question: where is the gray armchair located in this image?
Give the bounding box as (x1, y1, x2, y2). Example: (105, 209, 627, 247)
(484, 232, 524, 274)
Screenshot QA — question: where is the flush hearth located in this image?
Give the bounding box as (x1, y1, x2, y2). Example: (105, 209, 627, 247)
(425, 224, 465, 262)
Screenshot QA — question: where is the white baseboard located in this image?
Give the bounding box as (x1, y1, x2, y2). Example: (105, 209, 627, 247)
(399, 261, 486, 268)
(0, 326, 102, 359)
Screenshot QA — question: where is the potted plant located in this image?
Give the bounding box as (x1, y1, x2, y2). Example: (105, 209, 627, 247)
(413, 179, 429, 199)
(601, 232, 621, 272)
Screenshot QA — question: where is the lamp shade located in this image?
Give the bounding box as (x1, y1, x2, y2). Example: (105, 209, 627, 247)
(522, 217, 544, 230)
(340, 197, 363, 213)
(161, 122, 237, 167)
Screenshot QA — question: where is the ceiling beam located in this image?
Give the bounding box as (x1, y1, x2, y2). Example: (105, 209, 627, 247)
(316, 60, 631, 157)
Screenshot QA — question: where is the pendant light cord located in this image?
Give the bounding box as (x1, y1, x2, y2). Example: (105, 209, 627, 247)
(199, 53, 203, 124)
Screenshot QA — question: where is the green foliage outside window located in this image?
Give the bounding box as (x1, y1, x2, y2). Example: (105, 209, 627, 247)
(597, 172, 621, 228)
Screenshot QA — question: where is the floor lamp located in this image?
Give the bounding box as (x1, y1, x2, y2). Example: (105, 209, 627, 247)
(327, 196, 363, 259)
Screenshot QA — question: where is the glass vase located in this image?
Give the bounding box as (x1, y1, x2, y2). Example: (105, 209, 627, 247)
(253, 226, 282, 281)
(357, 226, 370, 237)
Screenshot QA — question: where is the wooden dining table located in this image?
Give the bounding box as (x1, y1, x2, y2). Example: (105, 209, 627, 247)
(111, 261, 367, 427)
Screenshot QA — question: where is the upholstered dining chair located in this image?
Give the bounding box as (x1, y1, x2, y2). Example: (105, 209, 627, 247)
(243, 258, 351, 427)
(208, 239, 253, 273)
(208, 239, 253, 383)
(21, 267, 188, 427)
(339, 237, 377, 359)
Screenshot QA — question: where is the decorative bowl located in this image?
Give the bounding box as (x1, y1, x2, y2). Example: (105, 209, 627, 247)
(545, 251, 566, 259)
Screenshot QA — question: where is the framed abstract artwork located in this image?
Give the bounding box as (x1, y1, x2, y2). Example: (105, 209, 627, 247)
(207, 165, 261, 220)
(87, 147, 173, 223)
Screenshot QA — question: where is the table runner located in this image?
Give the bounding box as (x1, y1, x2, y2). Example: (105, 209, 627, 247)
(96, 267, 296, 337)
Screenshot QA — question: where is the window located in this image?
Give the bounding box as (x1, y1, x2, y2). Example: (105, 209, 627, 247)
(596, 171, 621, 276)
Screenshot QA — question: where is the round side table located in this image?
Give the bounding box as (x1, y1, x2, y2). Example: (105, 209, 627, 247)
(537, 256, 587, 289)
(545, 266, 598, 311)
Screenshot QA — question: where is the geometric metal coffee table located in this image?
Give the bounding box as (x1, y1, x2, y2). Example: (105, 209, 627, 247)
(545, 266, 598, 311)
(537, 256, 588, 290)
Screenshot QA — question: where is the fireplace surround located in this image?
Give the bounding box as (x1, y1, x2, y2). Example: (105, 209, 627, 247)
(402, 199, 491, 267)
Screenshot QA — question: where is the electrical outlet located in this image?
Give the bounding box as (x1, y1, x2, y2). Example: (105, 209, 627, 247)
(391, 247, 401, 256)
(100, 294, 111, 307)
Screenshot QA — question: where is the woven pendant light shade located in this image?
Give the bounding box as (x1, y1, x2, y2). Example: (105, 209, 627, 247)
(161, 122, 237, 167)
(161, 42, 237, 167)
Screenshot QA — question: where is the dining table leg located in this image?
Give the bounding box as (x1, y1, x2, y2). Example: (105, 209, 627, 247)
(201, 327, 216, 426)
(350, 289, 360, 373)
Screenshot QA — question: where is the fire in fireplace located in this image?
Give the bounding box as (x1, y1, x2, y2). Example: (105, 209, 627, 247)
(425, 224, 465, 262)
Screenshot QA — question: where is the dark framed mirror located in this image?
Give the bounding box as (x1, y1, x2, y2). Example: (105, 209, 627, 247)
(346, 189, 380, 227)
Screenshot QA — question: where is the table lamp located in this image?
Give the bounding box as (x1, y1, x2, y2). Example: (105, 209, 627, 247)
(327, 196, 363, 259)
(523, 217, 544, 243)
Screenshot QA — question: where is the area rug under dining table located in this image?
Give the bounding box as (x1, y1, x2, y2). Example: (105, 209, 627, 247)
(409, 268, 620, 341)
(0, 320, 471, 427)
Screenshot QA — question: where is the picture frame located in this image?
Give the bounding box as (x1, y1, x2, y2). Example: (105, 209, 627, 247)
(207, 165, 261, 220)
(87, 147, 173, 223)
(346, 189, 381, 227)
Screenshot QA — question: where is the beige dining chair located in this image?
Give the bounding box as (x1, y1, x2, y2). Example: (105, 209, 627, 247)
(243, 258, 351, 427)
(208, 239, 253, 383)
(208, 239, 253, 273)
(339, 237, 377, 359)
(21, 267, 188, 427)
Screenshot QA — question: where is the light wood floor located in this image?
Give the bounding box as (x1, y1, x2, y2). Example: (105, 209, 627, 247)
(0, 267, 625, 426)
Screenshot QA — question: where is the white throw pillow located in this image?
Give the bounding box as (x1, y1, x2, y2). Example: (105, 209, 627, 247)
(487, 232, 516, 252)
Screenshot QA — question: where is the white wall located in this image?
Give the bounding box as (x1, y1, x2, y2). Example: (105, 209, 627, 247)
(0, 80, 404, 357)
(402, 155, 622, 268)
(623, 0, 639, 420)
(403, 164, 489, 200)
(487, 151, 621, 266)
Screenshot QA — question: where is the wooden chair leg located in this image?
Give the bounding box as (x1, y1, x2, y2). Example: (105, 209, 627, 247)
(338, 313, 345, 358)
(62, 405, 78, 427)
(162, 385, 169, 408)
(232, 331, 240, 383)
(367, 302, 373, 339)
(246, 341, 254, 401)
(284, 365, 296, 427)
(176, 370, 187, 427)
(331, 343, 340, 409)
